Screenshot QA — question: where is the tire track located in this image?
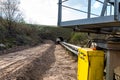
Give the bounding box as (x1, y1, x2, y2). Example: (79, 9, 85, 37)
(0, 41, 55, 80)
(43, 45, 77, 80)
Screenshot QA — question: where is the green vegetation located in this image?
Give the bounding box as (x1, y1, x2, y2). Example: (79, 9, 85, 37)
(0, 22, 73, 50)
(37, 26, 72, 41)
(0, 19, 90, 50)
(0, 23, 39, 48)
(69, 32, 88, 46)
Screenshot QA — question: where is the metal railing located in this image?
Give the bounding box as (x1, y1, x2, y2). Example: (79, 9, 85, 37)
(58, 0, 120, 29)
(60, 41, 81, 55)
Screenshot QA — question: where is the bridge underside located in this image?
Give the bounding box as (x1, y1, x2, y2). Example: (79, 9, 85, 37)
(60, 15, 120, 34)
(60, 16, 120, 29)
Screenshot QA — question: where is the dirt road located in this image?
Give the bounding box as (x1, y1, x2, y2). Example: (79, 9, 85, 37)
(0, 41, 55, 80)
(43, 45, 77, 80)
(0, 41, 77, 80)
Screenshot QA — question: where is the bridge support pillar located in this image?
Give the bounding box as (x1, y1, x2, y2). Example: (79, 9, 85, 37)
(106, 41, 120, 80)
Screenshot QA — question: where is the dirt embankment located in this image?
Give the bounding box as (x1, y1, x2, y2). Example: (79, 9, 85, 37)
(0, 41, 77, 80)
(0, 41, 56, 80)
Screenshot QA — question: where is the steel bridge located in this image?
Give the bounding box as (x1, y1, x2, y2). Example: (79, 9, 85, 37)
(58, 0, 120, 35)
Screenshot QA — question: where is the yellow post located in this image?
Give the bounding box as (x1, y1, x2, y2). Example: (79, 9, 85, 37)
(77, 48, 104, 80)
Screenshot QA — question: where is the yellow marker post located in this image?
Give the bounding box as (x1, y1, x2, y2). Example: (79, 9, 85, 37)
(77, 48, 104, 80)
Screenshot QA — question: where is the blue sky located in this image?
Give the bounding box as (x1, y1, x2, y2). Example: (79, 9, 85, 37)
(20, 0, 113, 25)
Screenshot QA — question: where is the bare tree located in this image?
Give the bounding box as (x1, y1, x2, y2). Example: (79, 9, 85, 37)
(0, 0, 23, 34)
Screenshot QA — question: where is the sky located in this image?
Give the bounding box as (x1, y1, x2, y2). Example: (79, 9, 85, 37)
(20, 0, 113, 26)
(20, 0, 58, 25)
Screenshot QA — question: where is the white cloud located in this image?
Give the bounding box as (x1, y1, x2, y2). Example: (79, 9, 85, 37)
(20, 0, 87, 25)
(20, 0, 58, 25)
(93, 1, 101, 9)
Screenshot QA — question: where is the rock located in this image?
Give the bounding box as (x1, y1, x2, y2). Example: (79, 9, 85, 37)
(0, 43, 6, 47)
(0, 43, 6, 50)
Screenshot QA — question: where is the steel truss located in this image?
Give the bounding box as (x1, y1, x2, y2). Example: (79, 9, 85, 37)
(58, 0, 120, 35)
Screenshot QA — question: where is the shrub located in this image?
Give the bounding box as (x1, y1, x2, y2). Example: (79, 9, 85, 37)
(70, 32, 88, 46)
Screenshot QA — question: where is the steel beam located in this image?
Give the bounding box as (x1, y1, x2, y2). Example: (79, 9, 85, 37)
(62, 0, 69, 3)
(60, 42, 80, 55)
(101, 0, 109, 16)
(114, 0, 119, 20)
(60, 16, 115, 27)
(88, 0, 91, 18)
(58, 0, 62, 26)
(62, 5, 98, 16)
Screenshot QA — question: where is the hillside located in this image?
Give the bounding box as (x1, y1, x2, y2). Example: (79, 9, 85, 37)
(0, 23, 72, 51)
